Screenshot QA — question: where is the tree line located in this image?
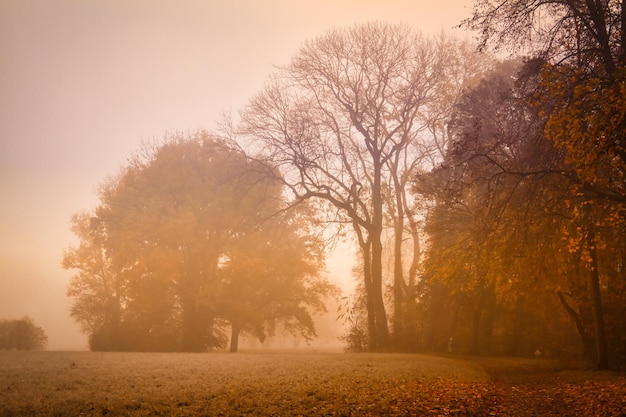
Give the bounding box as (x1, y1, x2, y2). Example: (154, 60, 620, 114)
(65, 2, 625, 368)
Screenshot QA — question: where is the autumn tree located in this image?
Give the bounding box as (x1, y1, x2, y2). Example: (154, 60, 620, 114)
(0, 317, 48, 350)
(64, 131, 334, 352)
(417, 60, 578, 355)
(101, 134, 280, 351)
(417, 49, 626, 367)
(464, 0, 626, 369)
(63, 212, 126, 350)
(241, 23, 485, 351)
(219, 206, 337, 352)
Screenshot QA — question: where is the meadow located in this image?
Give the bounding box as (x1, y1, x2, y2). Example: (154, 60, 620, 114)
(1, 350, 624, 416)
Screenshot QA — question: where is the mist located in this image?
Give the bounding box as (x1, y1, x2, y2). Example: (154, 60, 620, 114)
(0, 1, 470, 351)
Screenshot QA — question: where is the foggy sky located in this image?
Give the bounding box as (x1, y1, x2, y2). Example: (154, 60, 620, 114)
(0, 0, 472, 350)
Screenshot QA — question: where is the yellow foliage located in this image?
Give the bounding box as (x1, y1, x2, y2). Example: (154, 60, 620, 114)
(541, 66, 626, 196)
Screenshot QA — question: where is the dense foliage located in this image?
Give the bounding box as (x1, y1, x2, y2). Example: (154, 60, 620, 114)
(330, 5, 625, 367)
(63, 132, 336, 352)
(420, 0, 626, 369)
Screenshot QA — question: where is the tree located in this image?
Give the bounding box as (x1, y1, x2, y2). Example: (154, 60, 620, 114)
(63, 211, 126, 350)
(65, 131, 335, 352)
(416, 52, 626, 368)
(219, 207, 337, 352)
(465, 0, 624, 70)
(241, 23, 481, 351)
(464, 0, 626, 370)
(417, 60, 581, 356)
(381, 34, 491, 350)
(103, 133, 282, 351)
(0, 317, 48, 350)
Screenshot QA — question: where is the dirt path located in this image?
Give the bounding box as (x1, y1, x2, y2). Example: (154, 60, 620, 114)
(470, 358, 626, 416)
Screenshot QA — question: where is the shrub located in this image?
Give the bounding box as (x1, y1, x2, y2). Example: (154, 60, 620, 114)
(0, 317, 48, 350)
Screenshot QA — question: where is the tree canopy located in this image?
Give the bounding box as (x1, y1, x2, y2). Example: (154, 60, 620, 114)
(449, 0, 626, 369)
(63, 131, 336, 352)
(219, 206, 337, 352)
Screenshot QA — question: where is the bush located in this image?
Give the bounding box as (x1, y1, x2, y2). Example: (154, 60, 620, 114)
(0, 317, 48, 350)
(339, 321, 368, 353)
(337, 294, 369, 352)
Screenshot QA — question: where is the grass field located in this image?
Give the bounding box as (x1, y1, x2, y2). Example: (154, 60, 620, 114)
(1, 350, 625, 416)
(0, 350, 491, 416)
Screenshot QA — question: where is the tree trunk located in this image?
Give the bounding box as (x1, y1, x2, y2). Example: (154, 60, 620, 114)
(447, 302, 460, 352)
(557, 290, 595, 361)
(360, 240, 377, 351)
(392, 169, 406, 350)
(508, 296, 524, 356)
(371, 231, 390, 351)
(406, 214, 421, 291)
(181, 291, 206, 352)
(392, 214, 405, 349)
(470, 287, 489, 355)
(404, 200, 421, 350)
(471, 305, 482, 355)
(181, 314, 204, 351)
(586, 223, 609, 369)
(481, 283, 496, 355)
(371, 159, 390, 351)
(230, 322, 240, 353)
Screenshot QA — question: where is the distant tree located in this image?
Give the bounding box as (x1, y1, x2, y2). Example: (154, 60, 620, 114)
(100, 133, 281, 351)
(219, 206, 338, 352)
(64, 131, 336, 352)
(63, 211, 126, 351)
(0, 317, 48, 350)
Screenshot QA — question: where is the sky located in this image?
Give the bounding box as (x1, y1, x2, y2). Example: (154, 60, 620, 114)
(0, 0, 474, 350)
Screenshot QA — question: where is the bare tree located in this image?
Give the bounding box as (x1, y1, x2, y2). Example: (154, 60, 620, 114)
(384, 34, 491, 348)
(241, 23, 483, 350)
(465, 0, 625, 71)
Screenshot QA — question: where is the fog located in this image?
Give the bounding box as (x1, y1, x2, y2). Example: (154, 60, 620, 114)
(0, 1, 471, 350)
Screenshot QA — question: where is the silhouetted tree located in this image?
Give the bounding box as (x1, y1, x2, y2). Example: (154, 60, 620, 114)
(241, 23, 486, 351)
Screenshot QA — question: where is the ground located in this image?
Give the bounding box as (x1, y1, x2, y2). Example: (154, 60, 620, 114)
(0, 350, 624, 416)
(473, 357, 626, 416)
